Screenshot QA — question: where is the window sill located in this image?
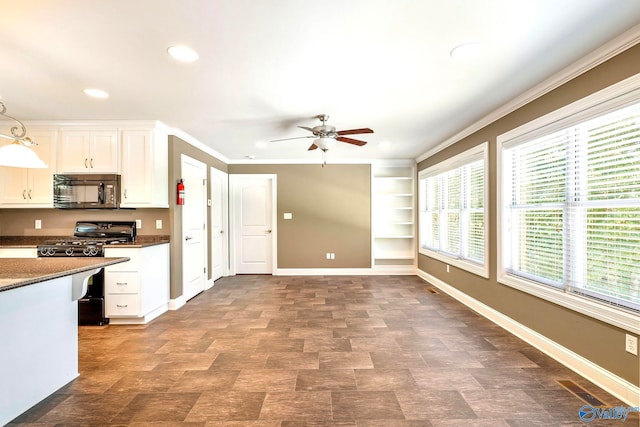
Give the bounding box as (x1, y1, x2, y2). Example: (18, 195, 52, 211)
(419, 247, 489, 279)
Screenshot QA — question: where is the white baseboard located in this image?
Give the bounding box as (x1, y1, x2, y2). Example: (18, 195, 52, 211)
(275, 267, 417, 276)
(108, 304, 168, 325)
(169, 296, 186, 311)
(416, 270, 640, 407)
(205, 278, 215, 290)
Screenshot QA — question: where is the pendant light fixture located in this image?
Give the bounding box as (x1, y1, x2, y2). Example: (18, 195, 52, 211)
(0, 102, 47, 168)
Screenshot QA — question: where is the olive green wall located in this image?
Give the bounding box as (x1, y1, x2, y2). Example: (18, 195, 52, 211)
(417, 43, 640, 386)
(229, 164, 371, 269)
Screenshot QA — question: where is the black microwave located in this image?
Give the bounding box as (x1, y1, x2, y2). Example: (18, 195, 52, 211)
(53, 174, 121, 209)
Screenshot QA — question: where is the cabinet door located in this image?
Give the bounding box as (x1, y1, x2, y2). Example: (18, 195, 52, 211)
(58, 131, 90, 173)
(27, 130, 56, 205)
(0, 129, 56, 206)
(0, 166, 29, 204)
(58, 130, 119, 173)
(89, 131, 119, 172)
(120, 130, 153, 205)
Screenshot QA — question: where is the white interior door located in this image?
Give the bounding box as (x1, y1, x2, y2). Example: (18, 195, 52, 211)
(232, 175, 275, 274)
(181, 155, 207, 301)
(210, 167, 228, 281)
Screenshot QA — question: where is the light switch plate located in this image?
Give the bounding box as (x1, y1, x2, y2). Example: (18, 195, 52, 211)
(625, 334, 638, 356)
(156, 220, 162, 229)
(135, 219, 142, 229)
(35, 219, 42, 229)
(284, 213, 292, 219)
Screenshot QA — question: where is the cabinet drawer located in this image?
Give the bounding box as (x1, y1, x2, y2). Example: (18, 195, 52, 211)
(106, 294, 140, 317)
(105, 272, 140, 294)
(104, 249, 141, 271)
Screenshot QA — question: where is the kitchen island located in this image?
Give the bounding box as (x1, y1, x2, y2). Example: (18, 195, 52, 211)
(0, 257, 129, 426)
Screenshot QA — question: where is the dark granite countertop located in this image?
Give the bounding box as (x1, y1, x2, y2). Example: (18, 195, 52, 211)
(0, 257, 129, 292)
(0, 235, 170, 248)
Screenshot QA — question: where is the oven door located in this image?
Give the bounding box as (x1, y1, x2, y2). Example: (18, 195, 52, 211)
(53, 174, 120, 209)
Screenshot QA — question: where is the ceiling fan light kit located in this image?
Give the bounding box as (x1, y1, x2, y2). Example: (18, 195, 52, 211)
(271, 114, 374, 165)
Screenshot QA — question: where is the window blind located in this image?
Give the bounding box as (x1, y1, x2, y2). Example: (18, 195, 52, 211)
(420, 145, 486, 272)
(502, 101, 640, 312)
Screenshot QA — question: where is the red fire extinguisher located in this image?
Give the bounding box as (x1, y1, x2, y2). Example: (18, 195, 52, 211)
(177, 179, 185, 205)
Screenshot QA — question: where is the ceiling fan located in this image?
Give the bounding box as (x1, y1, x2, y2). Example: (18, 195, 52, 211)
(271, 114, 374, 152)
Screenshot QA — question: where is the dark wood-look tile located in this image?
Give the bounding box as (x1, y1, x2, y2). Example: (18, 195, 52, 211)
(296, 369, 357, 391)
(331, 391, 405, 420)
(354, 369, 418, 391)
(8, 274, 632, 426)
(259, 391, 332, 421)
(185, 391, 266, 421)
(233, 369, 298, 392)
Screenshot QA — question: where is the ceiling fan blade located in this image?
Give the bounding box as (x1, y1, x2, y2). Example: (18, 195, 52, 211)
(270, 135, 315, 142)
(297, 126, 315, 133)
(336, 128, 374, 136)
(336, 136, 368, 146)
(308, 143, 318, 151)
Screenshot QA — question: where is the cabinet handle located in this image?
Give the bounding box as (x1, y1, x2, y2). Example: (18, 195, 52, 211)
(124, 189, 128, 199)
(90, 158, 94, 168)
(85, 158, 88, 168)
(22, 190, 27, 200)
(28, 189, 32, 199)
(116, 304, 128, 308)
(116, 282, 128, 286)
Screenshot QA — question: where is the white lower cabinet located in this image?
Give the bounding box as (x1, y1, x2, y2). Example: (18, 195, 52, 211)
(104, 243, 169, 324)
(0, 248, 38, 258)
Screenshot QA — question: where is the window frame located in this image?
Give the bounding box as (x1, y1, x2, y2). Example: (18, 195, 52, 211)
(419, 142, 489, 278)
(497, 73, 640, 335)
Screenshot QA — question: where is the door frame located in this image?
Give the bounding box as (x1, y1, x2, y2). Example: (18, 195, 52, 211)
(210, 166, 229, 281)
(229, 174, 277, 276)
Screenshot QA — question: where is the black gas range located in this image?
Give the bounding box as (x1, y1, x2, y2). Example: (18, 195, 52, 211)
(37, 221, 136, 257)
(37, 221, 136, 326)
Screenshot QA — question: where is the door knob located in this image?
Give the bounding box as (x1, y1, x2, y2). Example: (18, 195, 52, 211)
(266, 229, 272, 233)
(185, 236, 193, 241)
(220, 230, 224, 234)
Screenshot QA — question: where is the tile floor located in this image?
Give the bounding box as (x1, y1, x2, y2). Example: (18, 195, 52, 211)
(8, 275, 637, 426)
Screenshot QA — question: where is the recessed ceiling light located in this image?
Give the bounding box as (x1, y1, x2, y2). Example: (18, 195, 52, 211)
(167, 45, 199, 62)
(83, 88, 109, 98)
(450, 42, 482, 61)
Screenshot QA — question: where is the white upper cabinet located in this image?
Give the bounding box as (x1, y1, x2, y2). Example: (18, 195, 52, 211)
(120, 127, 169, 208)
(0, 128, 57, 207)
(57, 129, 119, 173)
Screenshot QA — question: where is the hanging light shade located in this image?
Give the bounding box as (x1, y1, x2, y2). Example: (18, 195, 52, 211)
(0, 102, 47, 168)
(0, 141, 47, 168)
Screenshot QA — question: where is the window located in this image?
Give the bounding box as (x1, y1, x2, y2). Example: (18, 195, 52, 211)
(419, 143, 488, 277)
(499, 78, 640, 331)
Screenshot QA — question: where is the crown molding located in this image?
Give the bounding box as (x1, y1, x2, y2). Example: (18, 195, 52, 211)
(416, 23, 640, 163)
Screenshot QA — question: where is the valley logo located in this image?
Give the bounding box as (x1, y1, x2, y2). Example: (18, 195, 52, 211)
(579, 405, 639, 423)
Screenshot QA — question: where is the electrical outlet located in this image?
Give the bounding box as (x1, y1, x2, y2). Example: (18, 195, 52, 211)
(156, 220, 162, 229)
(330, 253, 335, 259)
(284, 213, 292, 219)
(35, 219, 41, 229)
(446, 264, 450, 273)
(625, 334, 638, 356)
(135, 219, 142, 229)
(326, 253, 331, 260)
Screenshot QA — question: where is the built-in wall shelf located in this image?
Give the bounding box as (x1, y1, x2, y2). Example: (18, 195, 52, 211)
(372, 161, 416, 273)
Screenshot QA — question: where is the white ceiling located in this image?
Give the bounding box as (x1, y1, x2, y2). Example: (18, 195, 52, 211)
(1, 0, 640, 164)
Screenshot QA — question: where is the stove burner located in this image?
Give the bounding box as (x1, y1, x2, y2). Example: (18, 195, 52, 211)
(37, 221, 136, 257)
